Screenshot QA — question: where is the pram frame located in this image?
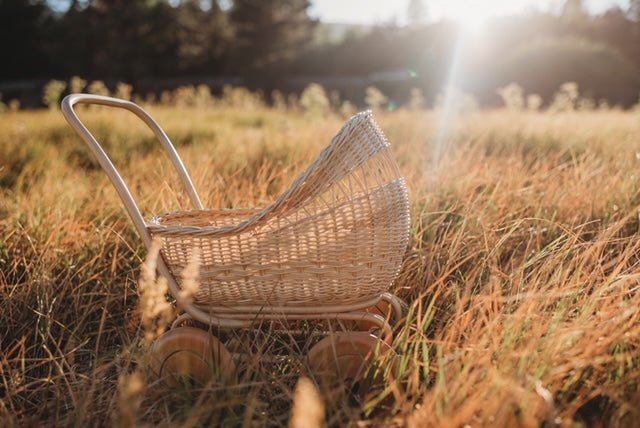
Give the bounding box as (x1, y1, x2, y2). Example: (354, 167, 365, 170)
(61, 94, 405, 335)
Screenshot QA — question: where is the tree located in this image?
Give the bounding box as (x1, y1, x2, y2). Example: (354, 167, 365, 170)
(562, 0, 586, 21)
(174, 0, 232, 73)
(229, 0, 317, 72)
(48, 0, 181, 79)
(591, 8, 640, 72)
(407, 0, 427, 27)
(630, 0, 640, 21)
(0, 0, 53, 79)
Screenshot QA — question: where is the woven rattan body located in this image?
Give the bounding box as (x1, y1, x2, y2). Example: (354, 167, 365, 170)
(147, 112, 410, 309)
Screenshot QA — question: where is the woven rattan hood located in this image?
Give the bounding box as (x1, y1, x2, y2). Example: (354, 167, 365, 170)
(147, 111, 400, 237)
(146, 110, 410, 308)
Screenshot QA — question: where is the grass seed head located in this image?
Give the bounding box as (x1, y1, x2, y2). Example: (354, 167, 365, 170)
(290, 376, 326, 428)
(138, 238, 174, 344)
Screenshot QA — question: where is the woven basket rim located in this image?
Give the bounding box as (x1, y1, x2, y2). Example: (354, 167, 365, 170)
(147, 110, 388, 237)
(149, 207, 262, 222)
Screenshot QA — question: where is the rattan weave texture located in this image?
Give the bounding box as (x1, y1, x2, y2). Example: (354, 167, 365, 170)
(147, 111, 410, 307)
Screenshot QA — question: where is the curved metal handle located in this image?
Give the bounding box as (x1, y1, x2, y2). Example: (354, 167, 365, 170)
(61, 94, 203, 248)
(61, 94, 256, 328)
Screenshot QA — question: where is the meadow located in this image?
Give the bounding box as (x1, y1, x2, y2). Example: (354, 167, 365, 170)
(1, 100, 640, 426)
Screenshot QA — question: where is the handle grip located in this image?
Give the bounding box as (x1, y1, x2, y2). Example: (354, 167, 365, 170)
(61, 94, 203, 248)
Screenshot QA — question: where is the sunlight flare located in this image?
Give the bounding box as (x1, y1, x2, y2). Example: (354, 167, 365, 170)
(444, 0, 517, 31)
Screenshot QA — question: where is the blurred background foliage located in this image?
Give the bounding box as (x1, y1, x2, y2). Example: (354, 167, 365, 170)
(1, 0, 640, 108)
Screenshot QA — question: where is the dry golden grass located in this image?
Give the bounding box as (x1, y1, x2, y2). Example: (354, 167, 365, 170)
(1, 106, 640, 426)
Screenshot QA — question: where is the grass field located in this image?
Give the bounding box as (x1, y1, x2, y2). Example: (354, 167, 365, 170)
(1, 105, 640, 426)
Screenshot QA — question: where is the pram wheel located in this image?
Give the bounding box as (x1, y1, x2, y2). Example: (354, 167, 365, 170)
(366, 300, 392, 318)
(307, 332, 390, 388)
(355, 295, 406, 331)
(354, 301, 394, 331)
(148, 327, 235, 387)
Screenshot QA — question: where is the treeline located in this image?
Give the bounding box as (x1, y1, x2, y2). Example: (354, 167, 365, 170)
(295, 7, 640, 107)
(2, 0, 640, 108)
(1, 0, 315, 80)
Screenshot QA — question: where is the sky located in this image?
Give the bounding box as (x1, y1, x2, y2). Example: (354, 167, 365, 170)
(45, 0, 631, 24)
(309, 0, 630, 25)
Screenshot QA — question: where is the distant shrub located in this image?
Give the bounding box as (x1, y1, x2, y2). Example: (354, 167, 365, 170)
(173, 85, 197, 107)
(115, 82, 133, 101)
(527, 94, 543, 112)
(8, 99, 20, 112)
(271, 90, 287, 110)
(69, 76, 87, 94)
(145, 93, 157, 105)
(170, 84, 215, 107)
(221, 85, 263, 109)
(497, 83, 525, 111)
(87, 80, 110, 97)
(549, 82, 579, 112)
(364, 86, 388, 111)
(407, 87, 426, 110)
(195, 84, 214, 107)
(160, 90, 172, 105)
(42, 79, 67, 110)
(339, 100, 357, 118)
(435, 85, 479, 114)
(300, 83, 330, 116)
(577, 97, 596, 111)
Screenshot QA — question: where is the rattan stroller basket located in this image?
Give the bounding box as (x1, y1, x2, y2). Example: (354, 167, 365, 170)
(62, 94, 411, 386)
(61, 94, 409, 323)
(148, 111, 410, 309)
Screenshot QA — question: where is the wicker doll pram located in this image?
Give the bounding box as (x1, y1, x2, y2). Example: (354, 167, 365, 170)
(62, 94, 410, 385)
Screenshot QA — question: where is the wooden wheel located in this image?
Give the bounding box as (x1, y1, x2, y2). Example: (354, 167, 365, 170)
(367, 300, 392, 319)
(355, 300, 393, 330)
(148, 327, 235, 387)
(307, 332, 390, 386)
(348, 300, 399, 332)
